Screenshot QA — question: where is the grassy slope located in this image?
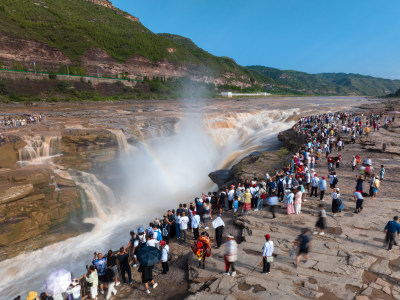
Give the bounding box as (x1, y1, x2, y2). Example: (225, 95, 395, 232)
(0, 0, 257, 80)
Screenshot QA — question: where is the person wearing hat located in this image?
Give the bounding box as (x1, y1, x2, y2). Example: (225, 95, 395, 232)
(262, 234, 274, 274)
(318, 176, 327, 201)
(26, 292, 38, 300)
(66, 279, 82, 300)
(223, 234, 237, 276)
(160, 240, 170, 274)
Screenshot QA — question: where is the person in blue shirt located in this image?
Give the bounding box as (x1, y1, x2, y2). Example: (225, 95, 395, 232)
(295, 228, 312, 268)
(384, 216, 400, 251)
(92, 252, 107, 294)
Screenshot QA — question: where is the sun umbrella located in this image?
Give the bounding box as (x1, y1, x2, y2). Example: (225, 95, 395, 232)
(137, 246, 161, 266)
(43, 268, 72, 296)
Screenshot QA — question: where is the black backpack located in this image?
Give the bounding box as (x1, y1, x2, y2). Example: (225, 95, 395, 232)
(333, 177, 338, 185)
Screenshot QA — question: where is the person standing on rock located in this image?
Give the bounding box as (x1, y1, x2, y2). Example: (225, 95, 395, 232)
(372, 176, 380, 199)
(310, 174, 319, 198)
(262, 234, 274, 274)
(160, 240, 170, 274)
(318, 176, 327, 201)
(218, 188, 226, 216)
(242, 188, 252, 214)
(294, 186, 303, 215)
(384, 216, 400, 251)
(224, 234, 237, 276)
(295, 229, 312, 268)
(191, 212, 201, 241)
(314, 204, 326, 235)
(353, 190, 364, 214)
(212, 216, 225, 249)
(179, 212, 189, 243)
(331, 188, 341, 217)
(286, 189, 295, 215)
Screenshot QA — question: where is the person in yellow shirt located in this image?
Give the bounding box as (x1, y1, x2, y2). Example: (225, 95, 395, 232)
(365, 126, 370, 136)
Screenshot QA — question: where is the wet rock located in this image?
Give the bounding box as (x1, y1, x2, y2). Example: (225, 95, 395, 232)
(208, 169, 233, 187)
(54, 174, 76, 187)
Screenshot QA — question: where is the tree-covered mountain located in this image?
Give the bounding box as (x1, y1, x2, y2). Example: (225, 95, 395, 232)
(247, 66, 400, 96)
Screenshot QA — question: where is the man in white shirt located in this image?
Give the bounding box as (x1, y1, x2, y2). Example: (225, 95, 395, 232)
(160, 240, 170, 274)
(223, 234, 237, 276)
(262, 234, 274, 274)
(191, 213, 201, 241)
(179, 212, 189, 243)
(227, 186, 235, 210)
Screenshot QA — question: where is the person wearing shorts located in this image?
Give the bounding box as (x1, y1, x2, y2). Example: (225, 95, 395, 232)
(139, 265, 158, 294)
(295, 229, 312, 268)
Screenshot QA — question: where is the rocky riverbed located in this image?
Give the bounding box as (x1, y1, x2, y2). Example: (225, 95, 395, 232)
(104, 99, 400, 300)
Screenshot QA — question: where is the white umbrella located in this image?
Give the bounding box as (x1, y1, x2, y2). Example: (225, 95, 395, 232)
(43, 268, 72, 296)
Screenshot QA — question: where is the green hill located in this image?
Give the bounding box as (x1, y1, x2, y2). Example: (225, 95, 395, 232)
(247, 66, 400, 96)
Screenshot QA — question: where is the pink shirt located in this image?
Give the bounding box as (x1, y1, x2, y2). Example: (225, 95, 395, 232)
(294, 191, 303, 205)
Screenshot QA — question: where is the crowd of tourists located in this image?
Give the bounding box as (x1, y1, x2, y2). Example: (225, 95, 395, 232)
(23, 111, 400, 300)
(0, 114, 43, 129)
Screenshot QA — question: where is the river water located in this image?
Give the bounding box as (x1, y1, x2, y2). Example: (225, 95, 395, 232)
(0, 96, 369, 299)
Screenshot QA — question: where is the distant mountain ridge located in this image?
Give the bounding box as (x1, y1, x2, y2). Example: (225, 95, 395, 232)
(0, 0, 398, 96)
(246, 66, 400, 96)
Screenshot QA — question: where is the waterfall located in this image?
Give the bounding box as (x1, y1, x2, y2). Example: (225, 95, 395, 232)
(71, 171, 117, 221)
(107, 129, 130, 153)
(18, 136, 62, 161)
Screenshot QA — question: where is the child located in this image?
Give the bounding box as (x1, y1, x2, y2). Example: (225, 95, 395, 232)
(233, 197, 239, 216)
(314, 204, 326, 235)
(380, 165, 385, 181)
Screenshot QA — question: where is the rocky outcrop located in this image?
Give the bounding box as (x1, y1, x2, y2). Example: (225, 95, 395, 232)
(60, 128, 118, 170)
(0, 136, 26, 168)
(0, 165, 82, 260)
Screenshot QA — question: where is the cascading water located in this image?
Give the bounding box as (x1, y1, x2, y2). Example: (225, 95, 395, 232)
(18, 136, 62, 161)
(0, 108, 297, 299)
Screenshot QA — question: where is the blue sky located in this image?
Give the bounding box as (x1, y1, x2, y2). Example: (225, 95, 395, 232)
(113, 0, 400, 79)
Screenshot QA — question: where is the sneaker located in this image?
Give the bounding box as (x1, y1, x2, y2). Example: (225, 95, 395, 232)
(116, 281, 121, 286)
(231, 271, 236, 276)
(146, 290, 150, 294)
(254, 209, 258, 211)
(153, 282, 158, 289)
(133, 263, 138, 267)
(313, 231, 318, 235)
(129, 280, 134, 284)
(223, 272, 229, 275)
(319, 232, 325, 235)
(100, 290, 104, 295)
(272, 217, 277, 220)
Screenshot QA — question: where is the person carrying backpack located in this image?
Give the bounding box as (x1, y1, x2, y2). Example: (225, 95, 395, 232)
(160, 241, 170, 274)
(161, 215, 170, 244)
